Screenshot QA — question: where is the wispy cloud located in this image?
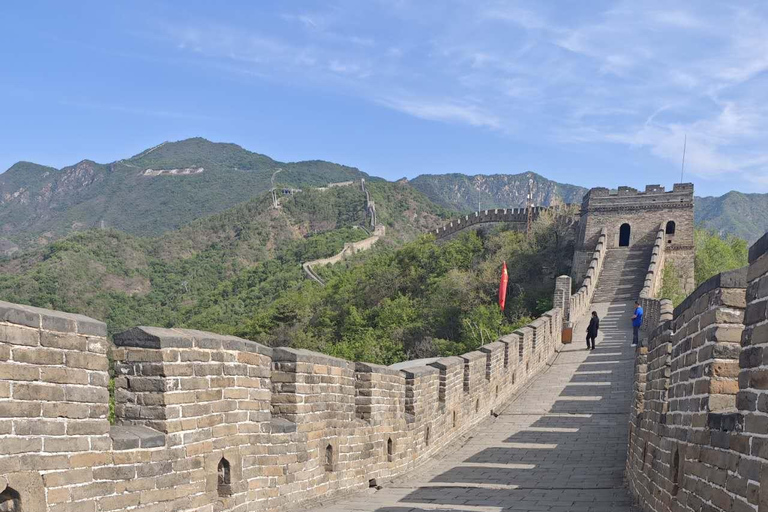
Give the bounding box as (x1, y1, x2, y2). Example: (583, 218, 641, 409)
(162, 22, 375, 80)
(377, 96, 501, 129)
(146, 1, 768, 187)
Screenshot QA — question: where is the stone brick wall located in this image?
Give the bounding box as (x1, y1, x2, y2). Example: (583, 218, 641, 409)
(568, 228, 608, 322)
(0, 302, 110, 512)
(0, 298, 566, 511)
(639, 227, 674, 335)
(626, 231, 768, 512)
(641, 227, 667, 299)
(573, 183, 694, 284)
(432, 206, 573, 240)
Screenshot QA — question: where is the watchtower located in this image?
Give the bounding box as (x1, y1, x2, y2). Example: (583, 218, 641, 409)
(572, 183, 695, 293)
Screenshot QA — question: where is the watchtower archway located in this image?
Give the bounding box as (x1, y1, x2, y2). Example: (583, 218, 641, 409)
(665, 221, 676, 235)
(0, 486, 21, 512)
(619, 223, 631, 247)
(217, 458, 232, 497)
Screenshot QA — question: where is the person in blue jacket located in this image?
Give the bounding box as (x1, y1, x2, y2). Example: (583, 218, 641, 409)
(631, 300, 643, 346)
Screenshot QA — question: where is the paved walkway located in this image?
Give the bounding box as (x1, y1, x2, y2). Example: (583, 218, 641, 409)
(304, 301, 638, 512)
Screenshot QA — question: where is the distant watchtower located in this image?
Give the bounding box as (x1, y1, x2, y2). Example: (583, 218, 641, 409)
(572, 183, 695, 294)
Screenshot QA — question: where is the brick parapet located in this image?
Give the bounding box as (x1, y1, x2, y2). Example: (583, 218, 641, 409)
(0, 293, 566, 511)
(0, 301, 111, 512)
(625, 249, 761, 512)
(569, 229, 608, 322)
(639, 228, 667, 336)
(433, 206, 564, 239)
(354, 362, 404, 425)
(737, 231, 768, 437)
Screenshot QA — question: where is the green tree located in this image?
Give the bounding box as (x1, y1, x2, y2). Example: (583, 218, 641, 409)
(659, 261, 687, 307)
(694, 228, 748, 286)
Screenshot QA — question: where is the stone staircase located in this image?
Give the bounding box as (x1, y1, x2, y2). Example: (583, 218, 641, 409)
(592, 247, 652, 303)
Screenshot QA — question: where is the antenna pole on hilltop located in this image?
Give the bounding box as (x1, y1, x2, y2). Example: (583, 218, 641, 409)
(680, 134, 687, 183)
(526, 176, 534, 240)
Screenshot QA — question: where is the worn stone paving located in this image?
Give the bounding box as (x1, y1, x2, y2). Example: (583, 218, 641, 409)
(303, 301, 638, 512)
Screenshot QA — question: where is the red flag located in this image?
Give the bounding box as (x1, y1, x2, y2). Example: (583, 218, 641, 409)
(498, 262, 509, 311)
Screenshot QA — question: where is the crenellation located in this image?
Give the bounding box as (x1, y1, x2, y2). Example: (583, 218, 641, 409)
(514, 327, 533, 372)
(428, 356, 464, 414)
(402, 365, 440, 422)
(433, 205, 572, 240)
(353, 362, 404, 424)
(478, 341, 504, 393)
(460, 351, 485, 395)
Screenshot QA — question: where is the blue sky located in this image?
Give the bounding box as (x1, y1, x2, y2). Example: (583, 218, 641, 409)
(2, 1, 767, 197)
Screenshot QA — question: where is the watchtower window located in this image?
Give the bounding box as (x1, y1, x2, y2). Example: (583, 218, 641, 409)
(0, 486, 21, 512)
(671, 449, 680, 496)
(619, 223, 631, 247)
(665, 221, 676, 235)
(387, 437, 394, 462)
(217, 458, 232, 497)
(425, 426, 431, 446)
(325, 444, 334, 472)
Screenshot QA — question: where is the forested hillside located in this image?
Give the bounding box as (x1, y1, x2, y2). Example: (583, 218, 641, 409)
(174, 211, 577, 365)
(0, 182, 447, 338)
(695, 192, 768, 243)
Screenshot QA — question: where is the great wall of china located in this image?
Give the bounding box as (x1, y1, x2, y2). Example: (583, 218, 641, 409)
(431, 205, 560, 240)
(302, 179, 381, 286)
(2, 182, 768, 512)
(626, 231, 768, 512)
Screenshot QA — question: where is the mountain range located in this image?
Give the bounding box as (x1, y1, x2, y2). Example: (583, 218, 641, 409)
(694, 192, 768, 243)
(407, 172, 587, 212)
(0, 138, 370, 253)
(1, 137, 767, 253)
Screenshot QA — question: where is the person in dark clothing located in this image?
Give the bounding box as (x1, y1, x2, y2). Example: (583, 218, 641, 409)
(586, 311, 599, 350)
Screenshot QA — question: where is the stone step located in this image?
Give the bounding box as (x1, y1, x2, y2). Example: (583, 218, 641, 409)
(592, 246, 653, 303)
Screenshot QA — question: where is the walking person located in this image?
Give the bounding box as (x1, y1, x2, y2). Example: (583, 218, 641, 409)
(586, 311, 599, 350)
(631, 300, 643, 346)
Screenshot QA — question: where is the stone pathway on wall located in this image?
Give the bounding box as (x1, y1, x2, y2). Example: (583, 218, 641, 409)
(302, 301, 639, 512)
